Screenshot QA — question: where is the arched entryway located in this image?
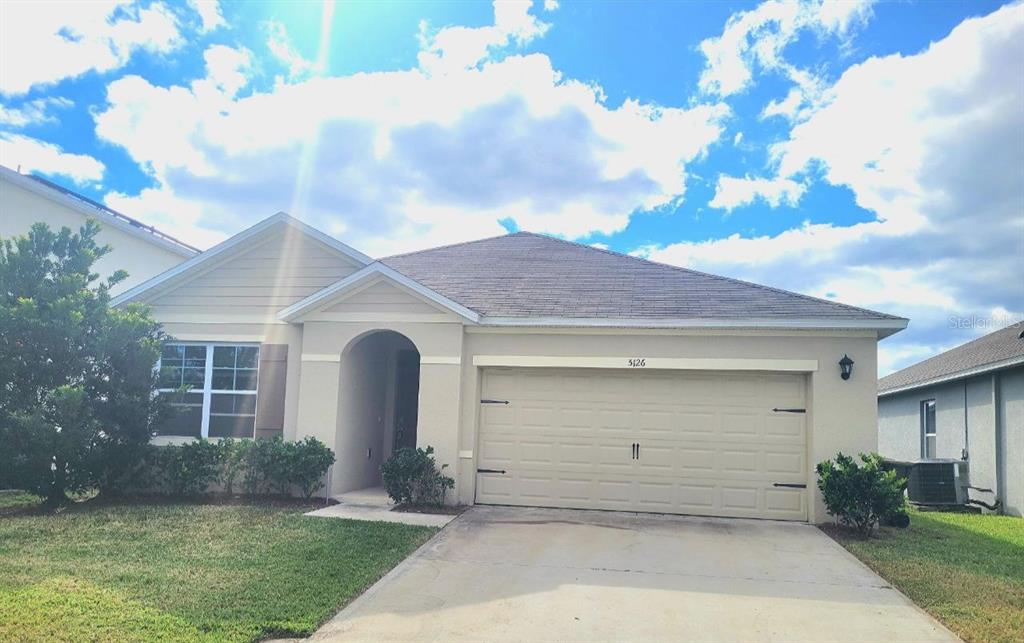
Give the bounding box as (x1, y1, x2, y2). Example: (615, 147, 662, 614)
(335, 329, 421, 494)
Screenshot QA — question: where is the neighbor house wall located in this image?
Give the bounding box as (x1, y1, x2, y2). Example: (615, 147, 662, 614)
(999, 369, 1024, 516)
(878, 366, 1022, 516)
(1, 175, 191, 294)
(457, 329, 880, 523)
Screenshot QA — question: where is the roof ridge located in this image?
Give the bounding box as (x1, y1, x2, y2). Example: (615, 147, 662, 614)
(515, 231, 905, 322)
(379, 230, 519, 261)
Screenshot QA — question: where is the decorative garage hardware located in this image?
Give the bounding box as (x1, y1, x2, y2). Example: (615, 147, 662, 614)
(477, 468, 506, 474)
(773, 483, 807, 489)
(772, 408, 806, 413)
(631, 442, 639, 459)
(480, 399, 510, 405)
(839, 354, 855, 380)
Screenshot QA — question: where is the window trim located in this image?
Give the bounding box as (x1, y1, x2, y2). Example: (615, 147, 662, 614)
(157, 342, 260, 439)
(920, 399, 937, 459)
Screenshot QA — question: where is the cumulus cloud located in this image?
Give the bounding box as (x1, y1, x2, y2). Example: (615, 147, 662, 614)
(188, 0, 225, 33)
(699, 0, 873, 117)
(649, 2, 1024, 373)
(0, 134, 105, 183)
(709, 174, 806, 210)
(93, 2, 728, 254)
(0, 1, 183, 96)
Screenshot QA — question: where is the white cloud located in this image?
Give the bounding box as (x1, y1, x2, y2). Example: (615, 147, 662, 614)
(0, 134, 105, 184)
(648, 3, 1024, 374)
(0, 97, 73, 127)
(188, 0, 225, 33)
(418, 0, 550, 74)
(0, 1, 182, 96)
(708, 174, 806, 210)
(544, 0, 560, 11)
(265, 20, 318, 80)
(93, 2, 728, 253)
(699, 0, 873, 118)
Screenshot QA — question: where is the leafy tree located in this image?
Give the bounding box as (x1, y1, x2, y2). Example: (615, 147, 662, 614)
(0, 221, 169, 505)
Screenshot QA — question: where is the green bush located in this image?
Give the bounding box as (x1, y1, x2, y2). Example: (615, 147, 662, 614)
(816, 452, 907, 536)
(141, 437, 334, 498)
(381, 446, 454, 506)
(159, 439, 222, 496)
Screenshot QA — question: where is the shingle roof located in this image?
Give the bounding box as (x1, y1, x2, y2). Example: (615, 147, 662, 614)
(381, 232, 905, 327)
(879, 323, 1024, 394)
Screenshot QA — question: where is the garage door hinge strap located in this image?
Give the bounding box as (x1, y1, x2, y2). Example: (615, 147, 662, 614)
(477, 468, 506, 474)
(773, 483, 807, 489)
(480, 399, 510, 405)
(772, 407, 806, 413)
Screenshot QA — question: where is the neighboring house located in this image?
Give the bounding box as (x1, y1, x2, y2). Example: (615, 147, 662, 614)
(114, 212, 908, 523)
(0, 165, 198, 294)
(878, 324, 1023, 517)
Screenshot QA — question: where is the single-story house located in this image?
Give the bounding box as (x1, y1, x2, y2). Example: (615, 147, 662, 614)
(0, 164, 197, 293)
(878, 323, 1023, 516)
(113, 213, 908, 523)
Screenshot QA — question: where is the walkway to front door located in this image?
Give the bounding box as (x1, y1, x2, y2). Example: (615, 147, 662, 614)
(312, 506, 955, 642)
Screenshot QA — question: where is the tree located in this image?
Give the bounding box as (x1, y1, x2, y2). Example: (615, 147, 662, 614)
(0, 221, 169, 505)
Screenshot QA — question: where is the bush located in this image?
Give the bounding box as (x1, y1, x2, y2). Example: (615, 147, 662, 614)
(381, 446, 454, 506)
(142, 437, 334, 498)
(816, 452, 907, 536)
(159, 439, 223, 496)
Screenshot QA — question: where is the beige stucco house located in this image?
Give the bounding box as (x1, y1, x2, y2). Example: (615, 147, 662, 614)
(0, 165, 197, 293)
(113, 213, 908, 523)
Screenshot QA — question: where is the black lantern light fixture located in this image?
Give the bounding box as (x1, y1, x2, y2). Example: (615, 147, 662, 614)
(839, 354, 854, 380)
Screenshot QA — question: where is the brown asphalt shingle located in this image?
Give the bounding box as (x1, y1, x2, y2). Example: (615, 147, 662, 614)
(879, 322, 1024, 393)
(381, 232, 904, 323)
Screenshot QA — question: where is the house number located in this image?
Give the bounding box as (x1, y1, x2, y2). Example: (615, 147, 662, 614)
(628, 358, 647, 368)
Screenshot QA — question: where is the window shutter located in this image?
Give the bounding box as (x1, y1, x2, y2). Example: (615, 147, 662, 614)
(254, 344, 288, 439)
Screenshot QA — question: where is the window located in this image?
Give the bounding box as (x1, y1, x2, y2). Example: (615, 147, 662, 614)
(157, 343, 259, 438)
(921, 399, 936, 459)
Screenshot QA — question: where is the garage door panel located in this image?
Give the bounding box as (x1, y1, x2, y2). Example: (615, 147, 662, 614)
(476, 368, 808, 520)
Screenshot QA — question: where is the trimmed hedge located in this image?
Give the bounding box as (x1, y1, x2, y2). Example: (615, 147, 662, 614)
(380, 446, 454, 506)
(144, 437, 335, 499)
(816, 452, 908, 536)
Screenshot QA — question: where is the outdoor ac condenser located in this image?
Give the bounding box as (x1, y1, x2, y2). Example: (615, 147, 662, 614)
(905, 459, 970, 506)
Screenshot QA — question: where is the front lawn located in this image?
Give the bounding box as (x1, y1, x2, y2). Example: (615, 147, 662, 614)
(827, 509, 1023, 643)
(0, 500, 438, 642)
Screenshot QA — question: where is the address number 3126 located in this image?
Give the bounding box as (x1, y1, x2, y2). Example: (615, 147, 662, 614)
(627, 358, 647, 368)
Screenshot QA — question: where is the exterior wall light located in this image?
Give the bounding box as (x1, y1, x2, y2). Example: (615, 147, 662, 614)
(839, 354, 854, 380)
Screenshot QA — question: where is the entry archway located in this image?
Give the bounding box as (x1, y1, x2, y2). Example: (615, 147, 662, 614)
(335, 329, 421, 494)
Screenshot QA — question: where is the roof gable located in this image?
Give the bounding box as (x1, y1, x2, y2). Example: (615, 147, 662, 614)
(879, 323, 1024, 394)
(278, 263, 481, 323)
(381, 232, 907, 334)
(112, 213, 370, 307)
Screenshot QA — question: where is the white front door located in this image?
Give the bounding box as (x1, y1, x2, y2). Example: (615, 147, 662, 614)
(475, 367, 808, 520)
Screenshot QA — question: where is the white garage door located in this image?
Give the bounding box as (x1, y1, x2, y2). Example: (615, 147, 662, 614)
(475, 368, 808, 521)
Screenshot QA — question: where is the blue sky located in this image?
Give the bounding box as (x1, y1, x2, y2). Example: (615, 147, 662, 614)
(1, 0, 1021, 374)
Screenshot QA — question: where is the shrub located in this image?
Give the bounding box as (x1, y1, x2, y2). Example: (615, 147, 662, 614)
(159, 439, 222, 496)
(381, 446, 454, 506)
(816, 452, 907, 536)
(284, 437, 336, 499)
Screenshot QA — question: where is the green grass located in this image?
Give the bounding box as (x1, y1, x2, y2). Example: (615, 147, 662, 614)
(0, 491, 44, 513)
(827, 509, 1023, 643)
(0, 500, 438, 642)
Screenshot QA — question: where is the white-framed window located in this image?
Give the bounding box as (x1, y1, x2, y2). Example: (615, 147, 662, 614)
(921, 399, 937, 459)
(157, 343, 260, 438)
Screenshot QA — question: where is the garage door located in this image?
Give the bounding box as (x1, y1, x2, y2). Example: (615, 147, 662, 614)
(475, 368, 808, 520)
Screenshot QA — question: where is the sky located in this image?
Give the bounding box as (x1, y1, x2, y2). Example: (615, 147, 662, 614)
(0, 0, 1021, 376)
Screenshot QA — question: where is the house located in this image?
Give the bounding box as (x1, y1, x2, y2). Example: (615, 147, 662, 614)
(113, 212, 908, 523)
(878, 323, 1023, 516)
(0, 165, 198, 293)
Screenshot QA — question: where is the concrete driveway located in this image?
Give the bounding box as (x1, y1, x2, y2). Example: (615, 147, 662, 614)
(312, 506, 956, 642)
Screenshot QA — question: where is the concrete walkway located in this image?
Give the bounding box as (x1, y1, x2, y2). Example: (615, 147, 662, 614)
(304, 486, 457, 527)
(313, 505, 957, 642)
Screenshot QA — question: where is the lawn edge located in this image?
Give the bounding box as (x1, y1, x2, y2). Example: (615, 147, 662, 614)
(302, 512, 460, 640)
(815, 524, 964, 642)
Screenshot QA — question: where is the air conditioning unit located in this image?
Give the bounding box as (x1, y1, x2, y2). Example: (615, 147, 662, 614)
(905, 459, 969, 506)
